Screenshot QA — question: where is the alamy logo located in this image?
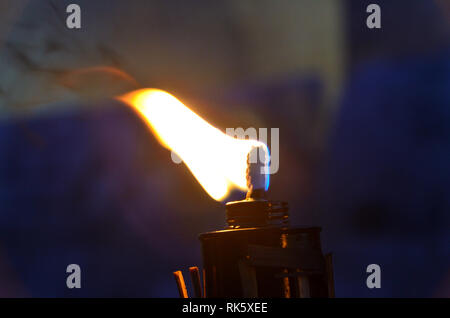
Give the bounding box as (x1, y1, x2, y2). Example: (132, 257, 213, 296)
(66, 264, 81, 289)
(366, 4, 381, 29)
(226, 127, 279, 175)
(170, 127, 279, 175)
(66, 4, 81, 29)
(366, 264, 381, 289)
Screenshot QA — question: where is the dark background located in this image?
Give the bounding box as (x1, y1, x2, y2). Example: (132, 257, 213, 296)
(0, 0, 448, 297)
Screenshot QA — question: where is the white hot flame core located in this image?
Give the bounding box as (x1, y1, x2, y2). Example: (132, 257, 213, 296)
(118, 88, 269, 201)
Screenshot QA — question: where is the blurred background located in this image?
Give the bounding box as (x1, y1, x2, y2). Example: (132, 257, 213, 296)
(0, 0, 448, 297)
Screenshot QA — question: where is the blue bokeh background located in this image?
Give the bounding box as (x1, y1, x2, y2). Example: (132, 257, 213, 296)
(0, 0, 448, 297)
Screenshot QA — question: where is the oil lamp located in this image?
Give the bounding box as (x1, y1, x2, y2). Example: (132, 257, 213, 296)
(118, 89, 334, 298)
(199, 147, 334, 298)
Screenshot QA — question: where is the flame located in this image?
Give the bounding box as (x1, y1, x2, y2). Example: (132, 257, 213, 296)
(118, 89, 269, 201)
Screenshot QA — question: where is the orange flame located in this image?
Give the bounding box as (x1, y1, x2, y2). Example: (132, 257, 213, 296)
(118, 89, 268, 201)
